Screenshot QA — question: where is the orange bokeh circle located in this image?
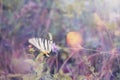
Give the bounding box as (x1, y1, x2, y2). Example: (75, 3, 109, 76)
(66, 31, 83, 47)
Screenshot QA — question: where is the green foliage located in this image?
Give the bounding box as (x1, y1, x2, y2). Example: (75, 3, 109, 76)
(54, 70, 72, 80)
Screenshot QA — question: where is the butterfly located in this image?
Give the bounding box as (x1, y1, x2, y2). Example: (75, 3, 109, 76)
(28, 33, 53, 57)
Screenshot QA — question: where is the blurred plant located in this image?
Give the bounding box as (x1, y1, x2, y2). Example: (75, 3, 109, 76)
(55, 0, 85, 18)
(1, 0, 120, 80)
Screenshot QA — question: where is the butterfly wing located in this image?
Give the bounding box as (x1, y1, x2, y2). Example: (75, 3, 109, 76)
(28, 38, 43, 50)
(48, 40, 53, 52)
(28, 38, 53, 57)
(44, 39, 48, 50)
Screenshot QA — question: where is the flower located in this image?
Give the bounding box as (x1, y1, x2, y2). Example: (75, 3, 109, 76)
(51, 43, 59, 53)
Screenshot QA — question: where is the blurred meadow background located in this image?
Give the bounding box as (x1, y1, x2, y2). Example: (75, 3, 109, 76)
(0, 0, 120, 80)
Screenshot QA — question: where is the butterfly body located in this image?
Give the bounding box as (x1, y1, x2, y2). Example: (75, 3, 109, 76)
(42, 50, 50, 57)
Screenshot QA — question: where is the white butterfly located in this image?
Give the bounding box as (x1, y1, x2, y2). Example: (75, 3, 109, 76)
(28, 33, 53, 57)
